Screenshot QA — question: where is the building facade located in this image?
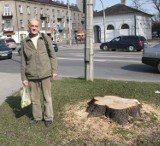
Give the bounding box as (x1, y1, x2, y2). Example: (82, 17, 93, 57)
(93, 4, 153, 43)
(0, 0, 85, 43)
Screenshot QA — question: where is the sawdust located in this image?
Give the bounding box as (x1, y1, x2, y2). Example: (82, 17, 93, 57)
(63, 100, 160, 145)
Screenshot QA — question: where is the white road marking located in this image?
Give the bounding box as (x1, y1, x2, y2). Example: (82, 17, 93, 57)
(58, 57, 141, 63)
(69, 52, 142, 59)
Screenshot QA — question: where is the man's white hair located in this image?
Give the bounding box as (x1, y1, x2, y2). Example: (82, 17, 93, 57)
(28, 18, 40, 25)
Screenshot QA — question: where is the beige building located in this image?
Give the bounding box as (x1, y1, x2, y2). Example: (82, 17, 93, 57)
(0, 0, 85, 43)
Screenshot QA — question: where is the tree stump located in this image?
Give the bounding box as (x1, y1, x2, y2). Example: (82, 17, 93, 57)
(87, 96, 142, 125)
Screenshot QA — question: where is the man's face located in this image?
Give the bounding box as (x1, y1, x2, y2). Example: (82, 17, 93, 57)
(29, 20, 39, 35)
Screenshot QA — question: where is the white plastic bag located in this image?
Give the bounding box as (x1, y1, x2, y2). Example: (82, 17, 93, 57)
(21, 86, 31, 108)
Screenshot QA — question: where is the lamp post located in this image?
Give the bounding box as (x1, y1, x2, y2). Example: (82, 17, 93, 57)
(99, 0, 106, 42)
(15, 0, 20, 44)
(67, 0, 72, 46)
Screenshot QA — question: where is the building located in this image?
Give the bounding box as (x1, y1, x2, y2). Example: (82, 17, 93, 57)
(0, 0, 85, 43)
(93, 2, 153, 43)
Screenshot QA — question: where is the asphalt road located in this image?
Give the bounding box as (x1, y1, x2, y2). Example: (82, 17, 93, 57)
(0, 41, 159, 105)
(57, 45, 160, 82)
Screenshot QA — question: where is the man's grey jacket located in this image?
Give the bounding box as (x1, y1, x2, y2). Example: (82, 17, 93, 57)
(21, 33, 58, 81)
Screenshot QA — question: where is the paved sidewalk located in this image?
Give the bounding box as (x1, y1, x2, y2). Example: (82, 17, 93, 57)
(57, 41, 100, 49)
(0, 73, 63, 105)
(0, 72, 21, 105)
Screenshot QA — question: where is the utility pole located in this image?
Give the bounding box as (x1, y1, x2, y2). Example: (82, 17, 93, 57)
(15, 0, 20, 44)
(67, 0, 72, 46)
(99, 0, 106, 42)
(85, 0, 94, 81)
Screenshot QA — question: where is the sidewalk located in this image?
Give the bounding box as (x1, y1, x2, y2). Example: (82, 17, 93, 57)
(57, 40, 100, 49)
(57, 39, 159, 49)
(147, 39, 160, 47)
(0, 72, 21, 105)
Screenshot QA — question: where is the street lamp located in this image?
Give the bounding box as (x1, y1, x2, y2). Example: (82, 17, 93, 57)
(99, 0, 106, 42)
(67, 0, 72, 46)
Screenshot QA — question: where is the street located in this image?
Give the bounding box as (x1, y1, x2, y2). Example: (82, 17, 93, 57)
(0, 43, 160, 105)
(57, 45, 160, 82)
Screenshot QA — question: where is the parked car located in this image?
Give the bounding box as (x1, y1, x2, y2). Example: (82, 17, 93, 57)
(75, 31, 85, 41)
(0, 39, 12, 59)
(100, 35, 148, 52)
(152, 31, 159, 38)
(2, 38, 17, 50)
(18, 42, 58, 55)
(142, 44, 160, 72)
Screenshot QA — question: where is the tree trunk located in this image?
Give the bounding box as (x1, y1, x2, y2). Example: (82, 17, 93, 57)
(87, 96, 142, 125)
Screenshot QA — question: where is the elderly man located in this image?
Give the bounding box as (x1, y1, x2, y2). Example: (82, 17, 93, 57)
(21, 18, 58, 127)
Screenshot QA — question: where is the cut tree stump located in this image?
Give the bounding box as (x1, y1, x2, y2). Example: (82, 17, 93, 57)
(87, 96, 142, 125)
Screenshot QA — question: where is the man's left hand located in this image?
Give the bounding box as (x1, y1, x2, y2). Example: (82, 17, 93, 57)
(52, 73, 58, 79)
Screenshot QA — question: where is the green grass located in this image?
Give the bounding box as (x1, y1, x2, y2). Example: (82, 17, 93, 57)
(0, 78, 160, 146)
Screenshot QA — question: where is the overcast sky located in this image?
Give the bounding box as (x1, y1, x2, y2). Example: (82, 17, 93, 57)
(61, 0, 155, 14)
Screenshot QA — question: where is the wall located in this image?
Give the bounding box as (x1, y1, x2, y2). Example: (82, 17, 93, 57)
(93, 13, 152, 43)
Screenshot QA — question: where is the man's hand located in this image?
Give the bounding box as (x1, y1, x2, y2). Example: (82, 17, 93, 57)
(51, 73, 58, 80)
(22, 80, 29, 86)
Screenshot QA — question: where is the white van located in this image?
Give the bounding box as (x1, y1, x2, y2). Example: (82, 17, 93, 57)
(142, 44, 160, 72)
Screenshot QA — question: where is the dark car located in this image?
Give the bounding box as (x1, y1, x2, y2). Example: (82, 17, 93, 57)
(152, 31, 159, 38)
(0, 39, 12, 59)
(100, 35, 148, 52)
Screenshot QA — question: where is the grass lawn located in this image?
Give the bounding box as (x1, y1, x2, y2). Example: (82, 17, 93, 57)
(0, 78, 160, 146)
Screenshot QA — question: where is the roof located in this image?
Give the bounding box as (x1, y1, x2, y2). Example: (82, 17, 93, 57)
(27, 0, 80, 12)
(94, 4, 153, 17)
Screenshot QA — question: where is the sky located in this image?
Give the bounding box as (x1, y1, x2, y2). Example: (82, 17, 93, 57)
(62, 0, 155, 14)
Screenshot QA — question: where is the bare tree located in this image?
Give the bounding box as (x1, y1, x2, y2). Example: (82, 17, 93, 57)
(131, 0, 159, 20)
(131, 0, 160, 13)
(151, 0, 160, 13)
(147, 0, 160, 21)
(131, 0, 144, 9)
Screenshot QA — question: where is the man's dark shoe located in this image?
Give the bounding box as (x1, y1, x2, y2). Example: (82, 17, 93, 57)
(45, 121, 52, 127)
(29, 119, 40, 125)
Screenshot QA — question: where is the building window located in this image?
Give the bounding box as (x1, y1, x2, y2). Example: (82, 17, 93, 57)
(27, 6, 30, 15)
(57, 10, 60, 14)
(46, 17, 50, 23)
(6, 20, 11, 27)
(20, 20, 24, 28)
(19, 5, 23, 14)
(4, 4, 9, 13)
(46, 9, 49, 15)
(48, 22, 51, 28)
(121, 24, 129, 29)
(40, 8, 43, 14)
(42, 20, 45, 28)
(73, 13, 76, 20)
(34, 7, 37, 15)
(107, 25, 114, 30)
(3, 4, 12, 16)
